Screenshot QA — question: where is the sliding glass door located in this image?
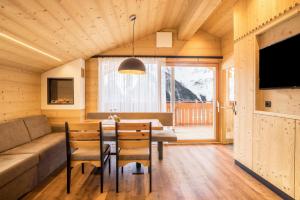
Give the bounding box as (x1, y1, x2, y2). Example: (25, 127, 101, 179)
(162, 65, 217, 141)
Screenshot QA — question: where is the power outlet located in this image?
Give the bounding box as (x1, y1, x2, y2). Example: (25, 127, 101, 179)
(265, 101, 272, 108)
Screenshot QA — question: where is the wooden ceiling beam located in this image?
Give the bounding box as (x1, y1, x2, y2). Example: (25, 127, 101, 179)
(201, 0, 238, 37)
(178, 0, 221, 40)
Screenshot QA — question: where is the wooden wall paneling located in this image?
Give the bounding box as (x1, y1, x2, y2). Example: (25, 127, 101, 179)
(253, 114, 295, 197)
(233, 0, 248, 41)
(296, 120, 300, 200)
(233, 35, 255, 169)
(85, 58, 99, 115)
(234, 0, 299, 40)
(233, 0, 300, 196)
(41, 109, 85, 124)
(257, 14, 300, 49)
(101, 30, 222, 57)
(221, 31, 234, 69)
(0, 66, 41, 123)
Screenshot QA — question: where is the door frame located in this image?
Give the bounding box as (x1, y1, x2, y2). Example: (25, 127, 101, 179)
(165, 60, 220, 143)
(219, 66, 235, 144)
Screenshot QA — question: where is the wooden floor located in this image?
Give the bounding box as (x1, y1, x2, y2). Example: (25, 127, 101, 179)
(175, 126, 214, 140)
(23, 145, 281, 200)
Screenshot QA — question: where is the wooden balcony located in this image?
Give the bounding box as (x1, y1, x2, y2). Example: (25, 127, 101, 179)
(166, 101, 213, 126)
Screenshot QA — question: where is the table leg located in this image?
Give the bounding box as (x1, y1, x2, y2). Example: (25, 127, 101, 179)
(158, 141, 163, 160)
(132, 162, 144, 175)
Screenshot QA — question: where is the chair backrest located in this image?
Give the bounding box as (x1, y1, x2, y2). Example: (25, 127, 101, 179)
(116, 122, 152, 158)
(65, 122, 104, 159)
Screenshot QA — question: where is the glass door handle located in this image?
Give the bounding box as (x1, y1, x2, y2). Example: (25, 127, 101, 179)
(232, 101, 237, 115)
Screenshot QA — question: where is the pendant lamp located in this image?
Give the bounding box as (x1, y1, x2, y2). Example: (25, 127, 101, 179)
(118, 15, 145, 74)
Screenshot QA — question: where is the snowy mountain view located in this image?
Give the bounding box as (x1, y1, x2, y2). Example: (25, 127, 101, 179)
(164, 67, 214, 102)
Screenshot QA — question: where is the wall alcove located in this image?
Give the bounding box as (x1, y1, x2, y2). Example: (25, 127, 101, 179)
(254, 13, 300, 116)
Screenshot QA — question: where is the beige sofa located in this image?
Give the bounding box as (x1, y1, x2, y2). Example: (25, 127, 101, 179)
(0, 115, 66, 200)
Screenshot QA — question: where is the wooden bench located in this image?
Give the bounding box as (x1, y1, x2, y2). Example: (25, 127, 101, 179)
(87, 112, 173, 126)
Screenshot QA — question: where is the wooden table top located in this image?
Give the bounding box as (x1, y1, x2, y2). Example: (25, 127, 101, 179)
(84, 119, 164, 131)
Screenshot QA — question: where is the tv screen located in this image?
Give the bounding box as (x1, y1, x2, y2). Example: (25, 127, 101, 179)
(259, 33, 300, 89)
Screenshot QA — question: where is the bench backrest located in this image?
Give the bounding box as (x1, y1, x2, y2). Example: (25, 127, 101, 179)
(87, 112, 173, 126)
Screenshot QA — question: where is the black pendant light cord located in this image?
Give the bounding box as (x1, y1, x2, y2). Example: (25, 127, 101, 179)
(132, 17, 135, 57)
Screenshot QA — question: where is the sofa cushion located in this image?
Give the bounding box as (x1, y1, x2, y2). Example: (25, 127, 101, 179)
(0, 119, 31, 153)
(0, 153, 38, 188)
(2, 132, 66, 182)
(23, 115, 52, 140)
(2, 132, 65, 155)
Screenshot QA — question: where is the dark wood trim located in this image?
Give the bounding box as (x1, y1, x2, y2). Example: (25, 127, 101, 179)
(234, 160, 294, 200)
(91, 55, 223, 59)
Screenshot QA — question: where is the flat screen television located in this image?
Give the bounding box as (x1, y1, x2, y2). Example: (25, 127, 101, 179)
(259, 33, 300, 89)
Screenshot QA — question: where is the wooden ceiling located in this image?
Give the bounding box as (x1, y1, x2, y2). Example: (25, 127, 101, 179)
(201, 0, 238, 37)
(0, 0, 231, 72)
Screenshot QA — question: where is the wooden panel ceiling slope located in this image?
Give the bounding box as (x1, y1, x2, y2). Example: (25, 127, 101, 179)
(0, 0, 222, 72)
(201, 0, 238, 37)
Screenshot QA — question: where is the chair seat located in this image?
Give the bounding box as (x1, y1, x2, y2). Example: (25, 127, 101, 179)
(119, 148, 149, 160)
(71, 144, 110, 161)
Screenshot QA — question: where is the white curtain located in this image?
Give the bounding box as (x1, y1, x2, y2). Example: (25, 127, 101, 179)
(99, 57, 166, 112)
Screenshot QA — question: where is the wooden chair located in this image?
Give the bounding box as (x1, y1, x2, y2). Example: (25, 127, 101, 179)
(115, 122, 152, 192)
(65, 122, 111, 193)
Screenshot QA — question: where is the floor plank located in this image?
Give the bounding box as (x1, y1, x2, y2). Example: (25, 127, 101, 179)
(23, 145, 281, 200)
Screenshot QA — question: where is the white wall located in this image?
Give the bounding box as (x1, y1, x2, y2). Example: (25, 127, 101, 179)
(41, 58, 85, 109)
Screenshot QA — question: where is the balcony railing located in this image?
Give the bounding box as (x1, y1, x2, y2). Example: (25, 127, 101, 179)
(166, 101, 213, 126)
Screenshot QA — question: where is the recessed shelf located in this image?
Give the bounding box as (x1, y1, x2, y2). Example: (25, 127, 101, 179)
(47, 78, 74, 105)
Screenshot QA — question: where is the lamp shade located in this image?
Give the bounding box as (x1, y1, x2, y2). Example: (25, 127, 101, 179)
(118, 57, 146, 74)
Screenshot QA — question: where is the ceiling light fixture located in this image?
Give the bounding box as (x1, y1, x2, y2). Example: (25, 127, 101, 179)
(118, 15, 145, 74)
(0, 32, 62, 62)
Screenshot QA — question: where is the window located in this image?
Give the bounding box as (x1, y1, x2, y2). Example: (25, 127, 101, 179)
(99, 57, 166, 112)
